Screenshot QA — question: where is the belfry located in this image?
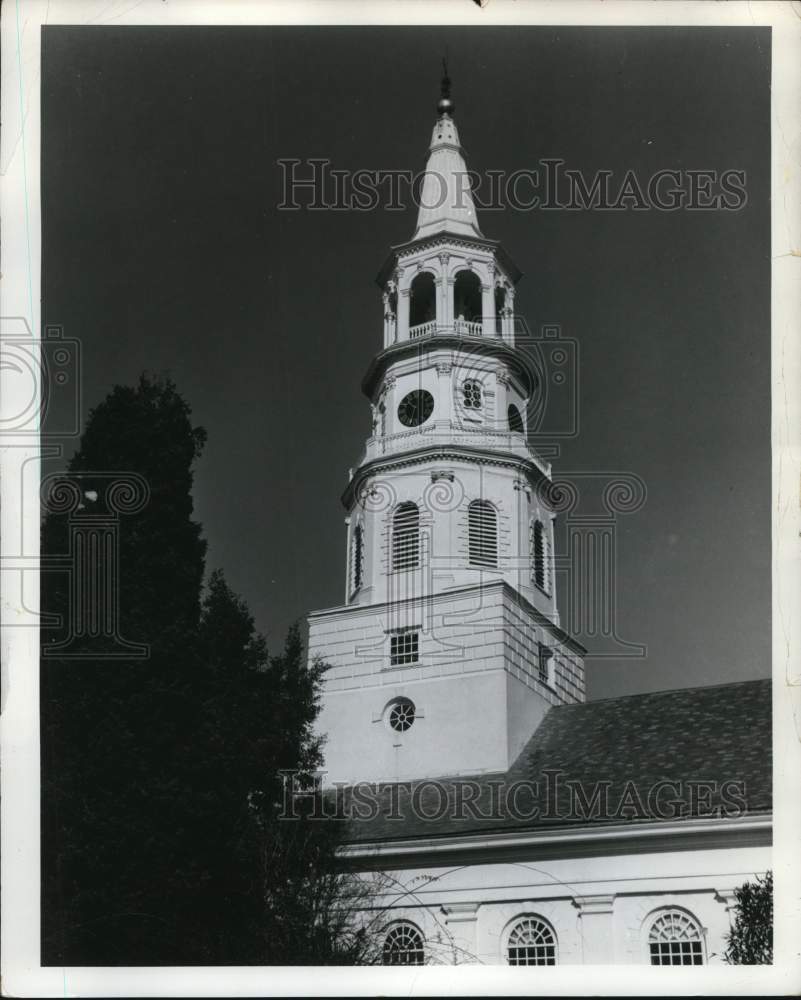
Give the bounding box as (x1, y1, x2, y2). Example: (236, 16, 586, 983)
(308, 74, 585, 784)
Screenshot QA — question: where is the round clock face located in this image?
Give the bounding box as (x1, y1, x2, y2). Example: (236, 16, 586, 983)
(397, 389, 434, 428)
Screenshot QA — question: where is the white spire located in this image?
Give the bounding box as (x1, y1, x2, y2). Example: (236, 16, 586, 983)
(412, 76, 484, 242)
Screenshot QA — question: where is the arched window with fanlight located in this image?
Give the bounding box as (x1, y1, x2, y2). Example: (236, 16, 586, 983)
(468, 500, 498, 568)
(531, 518, 551, 594)
(647, 909, 705, 965)
(382, 921, 425, 965)
(392, 502, 420, 571)
(506, 915, 557, 965)
(350, 521, 364, 593)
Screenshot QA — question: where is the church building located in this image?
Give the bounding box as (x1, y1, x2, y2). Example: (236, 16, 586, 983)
(307, 75, 771, 967)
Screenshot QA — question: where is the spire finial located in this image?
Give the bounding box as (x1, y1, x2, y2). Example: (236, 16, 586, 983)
(437, 57, 454, 117)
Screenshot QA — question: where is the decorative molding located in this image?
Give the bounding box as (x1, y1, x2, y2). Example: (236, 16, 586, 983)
(442, 902, 480, 923)
(573, 894, 616, 915)
(430, 469, 455, 483)
(436, 362, 452, 375)
(398, 235, 497, 257)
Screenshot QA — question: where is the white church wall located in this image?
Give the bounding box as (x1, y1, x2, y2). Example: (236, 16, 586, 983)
(360, 840, 770, 965)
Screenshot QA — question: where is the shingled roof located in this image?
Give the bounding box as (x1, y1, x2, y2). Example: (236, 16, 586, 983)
(337, 678, 771, 843)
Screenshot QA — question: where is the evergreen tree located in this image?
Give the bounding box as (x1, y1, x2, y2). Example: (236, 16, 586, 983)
(40, 375, 327, 964)
(41, 374, 208, 964)
(724, 871, 773, 965)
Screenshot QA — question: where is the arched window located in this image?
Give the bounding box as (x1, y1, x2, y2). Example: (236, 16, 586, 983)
(495, 285, 507, 335)
(468, 500, 498, 568)
(647, 909, 705, 965)
(453, 270, 482, 328)
(531, 519, 550, 594)
(350, 522, 364, 592)
(392, 502, 420, 571)
(382, 921, 425, 965)
(409, 272, 436, 332)
(506, 916, 557, 965)
(462, 378, 483, 410)
(508, 403, 524, 433)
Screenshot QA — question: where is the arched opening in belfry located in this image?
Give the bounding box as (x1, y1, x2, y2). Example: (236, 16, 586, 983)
(453, 270, 482, 326)
(495, 285, 507, 335)
(409, 272, 436, 331)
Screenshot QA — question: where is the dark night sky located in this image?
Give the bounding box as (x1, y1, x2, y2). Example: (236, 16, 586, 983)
(42, 26, 771, 700)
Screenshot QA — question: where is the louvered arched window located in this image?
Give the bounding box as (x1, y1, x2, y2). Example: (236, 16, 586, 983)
(468, 500, 498, 568)
(531, 519, 551, 594)
(350, 522, 364, 592)
(506, 916, 557, 965)
(392, 502, 420, 571)
(647, 909, 705, 965)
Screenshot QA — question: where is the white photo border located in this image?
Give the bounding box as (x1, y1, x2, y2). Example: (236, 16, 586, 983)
(1, 1, 798, 996)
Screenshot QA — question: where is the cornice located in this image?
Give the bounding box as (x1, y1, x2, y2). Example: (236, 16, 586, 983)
(337, 814, 773, 870)
(341, 444, 549, 508)
(361, 335, 535, 400)
(308, 577, 584, 658)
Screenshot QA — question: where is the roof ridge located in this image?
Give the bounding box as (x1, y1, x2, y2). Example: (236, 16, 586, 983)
(560, 676, 771, 709)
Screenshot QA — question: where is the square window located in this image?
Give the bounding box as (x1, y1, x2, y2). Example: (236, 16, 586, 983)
(390, 631, 419, 666)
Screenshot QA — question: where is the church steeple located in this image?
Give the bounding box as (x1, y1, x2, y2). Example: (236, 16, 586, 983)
(308, 78, 586, 786)
(412, 68, 483, 241)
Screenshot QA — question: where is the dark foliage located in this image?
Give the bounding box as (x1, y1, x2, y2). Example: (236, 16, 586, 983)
(40, 375, 341, 965)
(723, 870, 773, 965)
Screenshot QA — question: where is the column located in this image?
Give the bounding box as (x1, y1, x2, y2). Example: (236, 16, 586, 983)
(445, 276, 455, 329)
(481, 283, 494, 337)
(504, 287, 516, 345)
(437, 253, 450, 332)
(436, 362, 453, 427)
(398, 288, 410, 341)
